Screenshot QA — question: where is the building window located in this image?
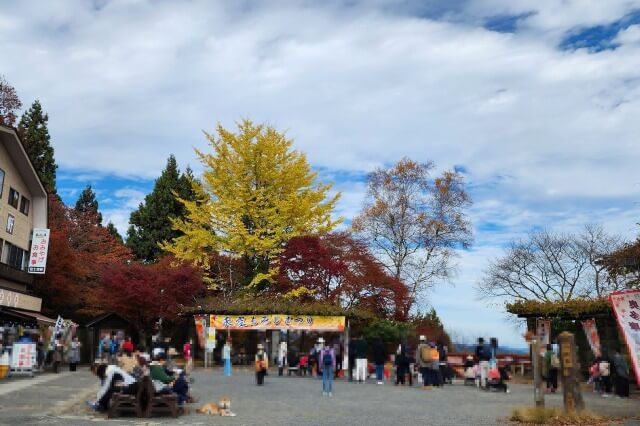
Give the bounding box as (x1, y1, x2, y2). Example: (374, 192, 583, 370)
(8, 187, 19, 209)
(0, 168, 4, 198)
(6, 214, 15, 234)
(19, 197, 30, 216)
(2, 241, 25, 270)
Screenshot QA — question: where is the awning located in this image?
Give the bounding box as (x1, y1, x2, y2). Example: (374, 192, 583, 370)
(0, 307, 56, 325)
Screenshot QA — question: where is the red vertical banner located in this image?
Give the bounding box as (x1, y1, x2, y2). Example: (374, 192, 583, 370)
(609, 289, 640, 386)
(580, 318, 601, 357)
(194, 315, 207, 349)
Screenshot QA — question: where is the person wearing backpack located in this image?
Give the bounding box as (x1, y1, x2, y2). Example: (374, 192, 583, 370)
(319, 338, 335, 396)
(596, 349, 612, 396)
(475, 337, 492, 389)
(544, 344, 559, 393)
(416, 335, 433, 388)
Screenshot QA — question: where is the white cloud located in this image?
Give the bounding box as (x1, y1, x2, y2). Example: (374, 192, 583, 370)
(3, 0, 640, 345)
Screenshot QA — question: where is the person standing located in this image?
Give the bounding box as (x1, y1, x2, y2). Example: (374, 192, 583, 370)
(373, 338, 386, 385)
(416, 335, 432, 388)
(223, 340, 232, 377)
(52, 333, 64, 373)
(354, 336, 368, 383)
(320, 339, 335, 396)
(544, 344, 559, 393)
(68, 336, 81, 372)
(596, 349, 613, 396)
(475, 337, 491, 389)
(395, 341, 408, 385)
(183, 338, 193, 374)
(612, 350, 630, 398)
(109, 332, 119, 364)
(278, 341, 287, 376)
(255, 343, 268, 386)
(121, 336, 134, 355)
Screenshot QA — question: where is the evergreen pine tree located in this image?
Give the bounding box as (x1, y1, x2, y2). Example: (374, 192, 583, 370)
(127, 155, 195, 262)
(75, 184, 102, 225)
(106, 222, 123, 243)
(18, 100, 57, 190)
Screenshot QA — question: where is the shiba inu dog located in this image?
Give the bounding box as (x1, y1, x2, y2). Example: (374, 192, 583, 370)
(197, 396, 236, 416)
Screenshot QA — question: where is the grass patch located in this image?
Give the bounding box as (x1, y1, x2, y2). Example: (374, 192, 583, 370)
(509, 407, 618, 425)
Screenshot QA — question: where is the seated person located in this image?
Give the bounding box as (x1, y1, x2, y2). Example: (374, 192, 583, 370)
(87, 364, 138, 412)
(150, 356, 175, 393)
(172, 370, 189, 405)
(118, 350, 139, 374)
(121, 337, 134, 355)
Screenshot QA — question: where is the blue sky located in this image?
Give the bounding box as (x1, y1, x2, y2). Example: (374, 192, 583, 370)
(3, 0, 640, 346)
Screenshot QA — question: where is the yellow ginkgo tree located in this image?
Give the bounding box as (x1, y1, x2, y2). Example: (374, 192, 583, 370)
(162, 120, 341, 291)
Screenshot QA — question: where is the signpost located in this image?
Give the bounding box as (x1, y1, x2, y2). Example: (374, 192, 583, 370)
(558, 331, 584, 412)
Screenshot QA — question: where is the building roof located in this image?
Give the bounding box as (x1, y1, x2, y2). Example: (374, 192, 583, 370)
(0, 124, 48, 201)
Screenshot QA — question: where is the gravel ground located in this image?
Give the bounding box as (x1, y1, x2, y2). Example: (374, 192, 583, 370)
(0, 367, 638, 425)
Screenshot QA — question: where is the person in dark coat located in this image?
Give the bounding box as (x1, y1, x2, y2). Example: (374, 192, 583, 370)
(395, 341, 409, 385)
(173, 371, 190, 405)
(612, 350, 630, 398)
(373, 339, 386, 384)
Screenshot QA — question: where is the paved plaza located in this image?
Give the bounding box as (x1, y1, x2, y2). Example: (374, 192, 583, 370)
(0, 368, 638, 425)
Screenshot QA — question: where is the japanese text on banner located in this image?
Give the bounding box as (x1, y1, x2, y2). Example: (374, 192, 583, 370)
(609, 289, 640, 387)
(210, 314, 345, 331)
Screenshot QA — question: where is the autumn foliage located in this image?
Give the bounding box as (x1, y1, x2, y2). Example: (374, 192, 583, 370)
(100, 256, 203, 332)
(275, 232, 410, 320)
(33, 194, 132, 318)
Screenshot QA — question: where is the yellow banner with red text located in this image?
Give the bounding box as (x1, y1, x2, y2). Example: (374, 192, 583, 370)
(210, 314, 345, 331)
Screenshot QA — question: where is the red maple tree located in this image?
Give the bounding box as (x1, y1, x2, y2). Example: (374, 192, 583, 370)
(100, 256, 204, 333)
(276, 232, 410, 320)
(33, 194, 133, 318)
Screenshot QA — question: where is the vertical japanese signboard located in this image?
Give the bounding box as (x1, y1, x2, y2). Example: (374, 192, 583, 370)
(536, 319, 551, 345)
(609, 289, 640, 386)
(28, 228, 50, 274)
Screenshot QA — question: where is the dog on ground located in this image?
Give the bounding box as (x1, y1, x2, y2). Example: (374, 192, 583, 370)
(197, 396, 236, 416)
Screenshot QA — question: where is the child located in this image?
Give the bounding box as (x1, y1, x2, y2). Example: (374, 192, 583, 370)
(299, 353, 308, 376)
(173, 370, 190, 405)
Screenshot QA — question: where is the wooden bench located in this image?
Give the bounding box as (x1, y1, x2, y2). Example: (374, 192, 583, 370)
(139, 376, 178, 418)
(108, 392, 141, 418)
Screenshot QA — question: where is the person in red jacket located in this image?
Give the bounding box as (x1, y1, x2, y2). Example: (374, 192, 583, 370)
(121, 336, 134, 355)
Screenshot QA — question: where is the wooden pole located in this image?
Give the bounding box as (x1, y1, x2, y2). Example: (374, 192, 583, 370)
(558, 331, 584, 412)
(532, 337, 545, 407)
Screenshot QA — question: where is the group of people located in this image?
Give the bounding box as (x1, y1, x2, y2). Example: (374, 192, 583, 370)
(587, 348, 631, 398)
(87, 342, 194, 412)
(415, 335, 452, 388)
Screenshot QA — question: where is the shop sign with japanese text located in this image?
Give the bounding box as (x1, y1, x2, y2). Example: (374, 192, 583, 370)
(609, 289, 640, 386)
(210, 314, 345, 331)
(28, 228, 50, 274)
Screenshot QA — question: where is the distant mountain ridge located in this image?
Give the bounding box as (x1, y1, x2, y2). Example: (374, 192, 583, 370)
(452, 343, 529, 355)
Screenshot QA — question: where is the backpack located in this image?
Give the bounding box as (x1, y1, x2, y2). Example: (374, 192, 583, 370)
(430, 348, 439, 363)
(323, 350, 333, 366)
(550, 354, 560, 369)
(420, 346, 433, 363)
(598, 361, 610, 377)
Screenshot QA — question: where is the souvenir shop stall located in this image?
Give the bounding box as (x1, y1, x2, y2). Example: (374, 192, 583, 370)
(0, 307, 56, 377)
